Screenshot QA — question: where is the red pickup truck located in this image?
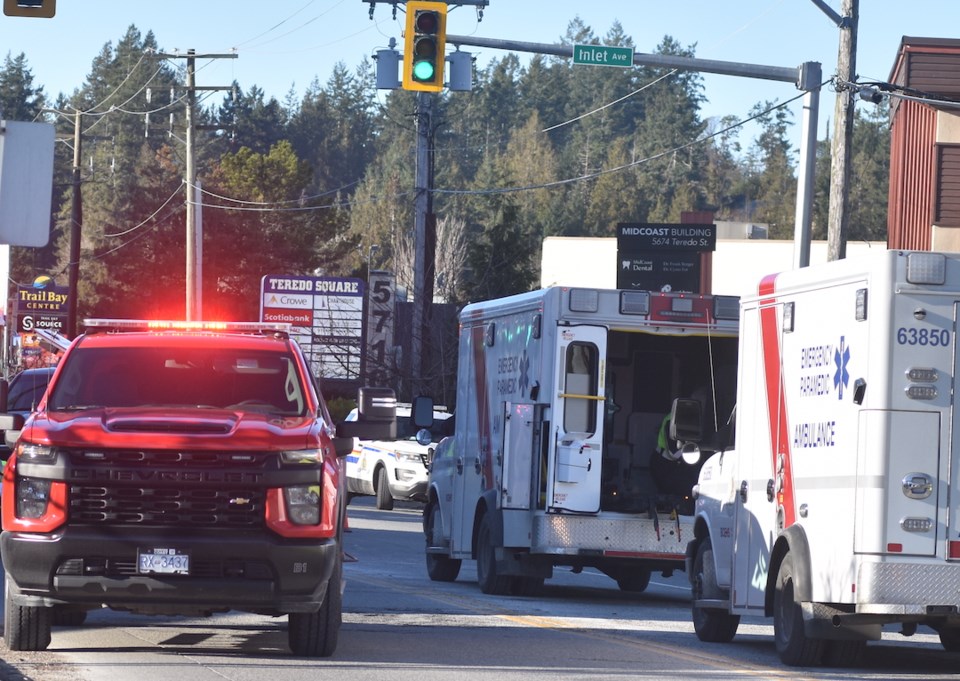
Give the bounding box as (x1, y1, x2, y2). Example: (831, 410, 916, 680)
(0, 319, 394, 657)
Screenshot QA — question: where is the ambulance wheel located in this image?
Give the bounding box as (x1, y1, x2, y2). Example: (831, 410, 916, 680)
(477, 514, 511, 595)
(425, 504, 461, 582)
(938, 627, 960, 652)
(288, 553, 341, 657)
(821, 639, 866, 666)
(774, 552, 823, 666)
(4, 574, 52, 651)
(375, 467, 394, 510)
(510, 576, 544, 597)
(691, 539, 739, 643)
(616, 568, 651, 593)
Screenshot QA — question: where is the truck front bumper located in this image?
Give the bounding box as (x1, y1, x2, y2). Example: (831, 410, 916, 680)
(1, 526, 338, 616)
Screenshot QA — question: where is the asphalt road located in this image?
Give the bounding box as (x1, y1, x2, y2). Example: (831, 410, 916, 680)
(0, 497, 956, 681)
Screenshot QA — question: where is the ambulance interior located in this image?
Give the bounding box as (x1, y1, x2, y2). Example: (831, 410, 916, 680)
(598, 330, 738, 513)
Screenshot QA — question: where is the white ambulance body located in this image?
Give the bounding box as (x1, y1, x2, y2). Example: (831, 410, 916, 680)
(689, 250, 960, 666)
(424, 286, 739, 594)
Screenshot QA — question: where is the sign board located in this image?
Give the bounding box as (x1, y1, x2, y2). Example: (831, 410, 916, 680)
(0, 120, 55, 247)
(15, 283, 68, 333)
(365, 271, 396, 387)
(617, 222, 716, 252)
(572, 44, 634, 68)
(616, 222, 716, 293)
(260, 275, 365, 381)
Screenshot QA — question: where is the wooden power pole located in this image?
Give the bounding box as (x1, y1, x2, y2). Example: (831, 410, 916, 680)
(826, 0, 858, 261)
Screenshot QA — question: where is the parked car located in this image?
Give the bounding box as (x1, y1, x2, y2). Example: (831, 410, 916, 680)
(0, 367, 55, 458)
(345, 404, 453, 510)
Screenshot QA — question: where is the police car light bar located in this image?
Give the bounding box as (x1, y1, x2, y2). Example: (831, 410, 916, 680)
(83, 319, 292, 336)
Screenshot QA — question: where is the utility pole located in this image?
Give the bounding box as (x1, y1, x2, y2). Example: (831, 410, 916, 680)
(811, 0, 858, 261)
(411, 91, 436, 397)
(155, 49, 236, 321)
(66, 108, 82, 339)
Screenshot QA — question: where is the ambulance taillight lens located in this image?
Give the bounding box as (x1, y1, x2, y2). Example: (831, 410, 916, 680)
(949, 542, 960, 559)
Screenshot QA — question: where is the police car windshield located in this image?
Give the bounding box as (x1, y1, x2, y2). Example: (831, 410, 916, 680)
(47, 346, 306, 415)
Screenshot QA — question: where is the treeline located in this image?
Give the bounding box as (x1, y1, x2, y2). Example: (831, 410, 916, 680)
(0, 19, 890, 321)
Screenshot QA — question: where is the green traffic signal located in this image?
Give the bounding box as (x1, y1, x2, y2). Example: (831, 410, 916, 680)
(413, 60, 435, 81)
(402, 1, 446, 92)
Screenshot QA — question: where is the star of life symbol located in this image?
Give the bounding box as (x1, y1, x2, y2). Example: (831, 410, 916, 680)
(834, 335, 850, 400)
(518, 350, 530, 395)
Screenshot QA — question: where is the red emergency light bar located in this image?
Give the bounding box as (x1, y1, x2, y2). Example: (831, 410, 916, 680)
(83, 319, 292, 336)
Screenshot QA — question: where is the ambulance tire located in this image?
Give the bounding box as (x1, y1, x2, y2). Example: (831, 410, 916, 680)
(477, 514, 511, 595)
(774, 552, 824, 666)
(510, 576, 544, 597)
(375, 466, 394, 510)
(425, 504, 461, 582)
(288, 552, 342, 657)
(691, 539, 739, 643)
(937, 627, 960, 652)
(4, 574, 52, 651)
(821, 639, 866, 666)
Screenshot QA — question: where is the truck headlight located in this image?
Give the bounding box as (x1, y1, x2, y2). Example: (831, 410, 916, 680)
(17, 476, 52, 518)
(17, 443, 57, 464)
(280, 449, 322, 464)
(283, 485, 321, 525)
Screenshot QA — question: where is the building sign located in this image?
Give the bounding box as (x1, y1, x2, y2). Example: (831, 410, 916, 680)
(15, 283, 68, 334)
(260, 275, 365, 381)
(365, 271, 396, 387)
(616, 222, 716, 292)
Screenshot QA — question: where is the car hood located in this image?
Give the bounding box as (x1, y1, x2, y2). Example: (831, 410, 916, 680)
(20, 407, 321, 451)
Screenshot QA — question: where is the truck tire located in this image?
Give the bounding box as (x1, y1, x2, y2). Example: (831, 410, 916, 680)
(616, 568, 651, 593)
(476, 513, 511, 595)
(375, 466, 394, 511)
(288, 553, 342, 657)
(691, 538, 739, 643)
(938, 627, 960, 652)
(425, 504, 461, 582)
(774, 552, 823, 666)
(52, 606, 88, 627)
(4, 575, 52, 651)
(510, 576, 544, 597)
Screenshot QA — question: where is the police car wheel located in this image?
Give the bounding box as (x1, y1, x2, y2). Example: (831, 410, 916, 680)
(375, 467, 394, 511)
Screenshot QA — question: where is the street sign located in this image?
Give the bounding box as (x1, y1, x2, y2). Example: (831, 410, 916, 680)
(572, 44, 634, 68)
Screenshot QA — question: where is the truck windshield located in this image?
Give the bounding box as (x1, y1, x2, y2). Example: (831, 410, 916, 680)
(47, 346, 306, 415)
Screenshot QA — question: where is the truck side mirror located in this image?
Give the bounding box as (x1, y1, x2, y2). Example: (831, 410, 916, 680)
(411, 395, 434, 429)
(337, 386, 397, 440)
(670, 397, 702, 443)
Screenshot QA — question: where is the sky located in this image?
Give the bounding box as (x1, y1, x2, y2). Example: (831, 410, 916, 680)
(0, 0, 958, 153)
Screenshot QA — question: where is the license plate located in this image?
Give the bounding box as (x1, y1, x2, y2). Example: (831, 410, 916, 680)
(137, 548, 190, 575)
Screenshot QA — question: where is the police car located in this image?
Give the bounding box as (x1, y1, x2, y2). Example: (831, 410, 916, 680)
(344, 404, 452, 510)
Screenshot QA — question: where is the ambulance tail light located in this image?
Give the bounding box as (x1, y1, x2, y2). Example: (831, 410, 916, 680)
(906, 252, 946, 285)
(713, 295, 740, 320)
(568, 289, 599, 313)
(949, 542, 960, 559)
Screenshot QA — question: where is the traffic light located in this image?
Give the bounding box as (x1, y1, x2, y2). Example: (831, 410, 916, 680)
(402, 1, 447, 92)
(3, 0, 55, 17)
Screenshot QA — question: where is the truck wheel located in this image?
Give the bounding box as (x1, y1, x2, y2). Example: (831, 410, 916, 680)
(288, 553, 342, 657)
(52, 606, 88, 627)
(821, 639, 866, 666)
(425, 504, 461, 582)
(476, 514, 511, 595)
(774, 552, 823, 666)
(510, 576, 544, 597)
(616, 568, 651, 593)
(4, 574, 52, 651)
(938, 627, 960, 652)
(691, 538, 740, 642)
(375, 467, 394, 511)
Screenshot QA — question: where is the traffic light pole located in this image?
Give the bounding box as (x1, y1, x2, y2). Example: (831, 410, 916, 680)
(411, 91, 435, 397)
(446, 33, 822, 268)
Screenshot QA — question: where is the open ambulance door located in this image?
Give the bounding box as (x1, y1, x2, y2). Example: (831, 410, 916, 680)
(548, 325, 606, 513)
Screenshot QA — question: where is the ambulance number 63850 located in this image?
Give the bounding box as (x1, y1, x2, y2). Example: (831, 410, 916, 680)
(897, 327, 950, 346)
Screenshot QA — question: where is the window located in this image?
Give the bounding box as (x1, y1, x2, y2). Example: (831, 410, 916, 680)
(563, 342, 598, 434)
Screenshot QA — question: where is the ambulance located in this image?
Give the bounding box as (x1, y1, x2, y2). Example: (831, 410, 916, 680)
(688, 250, 960, 666)
(423, 286, 739, 594)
